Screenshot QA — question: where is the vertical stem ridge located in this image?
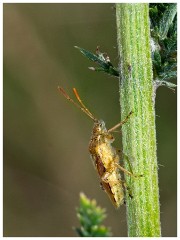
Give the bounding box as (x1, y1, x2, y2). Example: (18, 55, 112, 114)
(116, 4, 161, 237)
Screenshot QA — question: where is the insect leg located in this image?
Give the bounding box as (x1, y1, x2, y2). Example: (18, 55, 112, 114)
(101, 171, 112, 183)
(123, 154, 144, 178)
(123, 182, 133, 200)
(122, 153, 134, 175)
(108, 111, 133, 132)
(101, 171, 122, 185)
(115, 163, 143, 178)
(114, 163, 135, 177)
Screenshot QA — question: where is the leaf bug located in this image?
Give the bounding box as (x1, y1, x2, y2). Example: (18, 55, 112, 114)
(58, 87, 134, 208)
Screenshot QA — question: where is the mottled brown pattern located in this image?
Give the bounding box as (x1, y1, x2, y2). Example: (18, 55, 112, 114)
(89, 120, 124, 208)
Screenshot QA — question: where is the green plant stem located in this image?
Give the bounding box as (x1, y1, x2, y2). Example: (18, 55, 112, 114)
(116, 4, 161, 237)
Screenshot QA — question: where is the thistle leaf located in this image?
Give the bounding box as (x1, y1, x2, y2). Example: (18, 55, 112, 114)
(75, 46, 119, 77)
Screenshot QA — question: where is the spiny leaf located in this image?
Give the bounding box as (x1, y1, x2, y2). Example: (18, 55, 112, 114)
(158, 4, 177, 40)
(75, 46, 119, 77)
(150, 3, 177, 90)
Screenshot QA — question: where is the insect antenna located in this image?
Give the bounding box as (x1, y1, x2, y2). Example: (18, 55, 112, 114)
(72, 88, 97, 121)
(58, 86, 97, 121)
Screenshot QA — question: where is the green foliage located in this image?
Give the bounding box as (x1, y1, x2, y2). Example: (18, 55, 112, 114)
(75, 4, 177, 92)
(150, 3, 177, 90)
(75, 193, 112, 237)
(75, 46, 119, 77)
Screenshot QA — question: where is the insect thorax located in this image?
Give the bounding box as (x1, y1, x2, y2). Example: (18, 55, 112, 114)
(89, 120, 116, 166)
(89, 119, 114, 151)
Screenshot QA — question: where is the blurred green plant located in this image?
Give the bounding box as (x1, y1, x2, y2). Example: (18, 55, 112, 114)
(75, 193, 112, 237)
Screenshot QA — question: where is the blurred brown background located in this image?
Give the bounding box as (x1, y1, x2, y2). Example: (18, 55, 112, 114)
(3, 3, 177, 237)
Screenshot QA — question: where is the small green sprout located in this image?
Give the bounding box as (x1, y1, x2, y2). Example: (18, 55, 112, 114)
(75, 193, 112, 237)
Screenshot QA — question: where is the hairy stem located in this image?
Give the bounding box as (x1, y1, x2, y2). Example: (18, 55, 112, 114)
(116, 3, 161, 236)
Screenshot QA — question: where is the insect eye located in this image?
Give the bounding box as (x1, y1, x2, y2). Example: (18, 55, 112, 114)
(96, 125, 102, 131)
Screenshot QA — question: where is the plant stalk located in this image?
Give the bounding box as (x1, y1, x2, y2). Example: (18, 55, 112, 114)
(116, 4, 161, 236)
